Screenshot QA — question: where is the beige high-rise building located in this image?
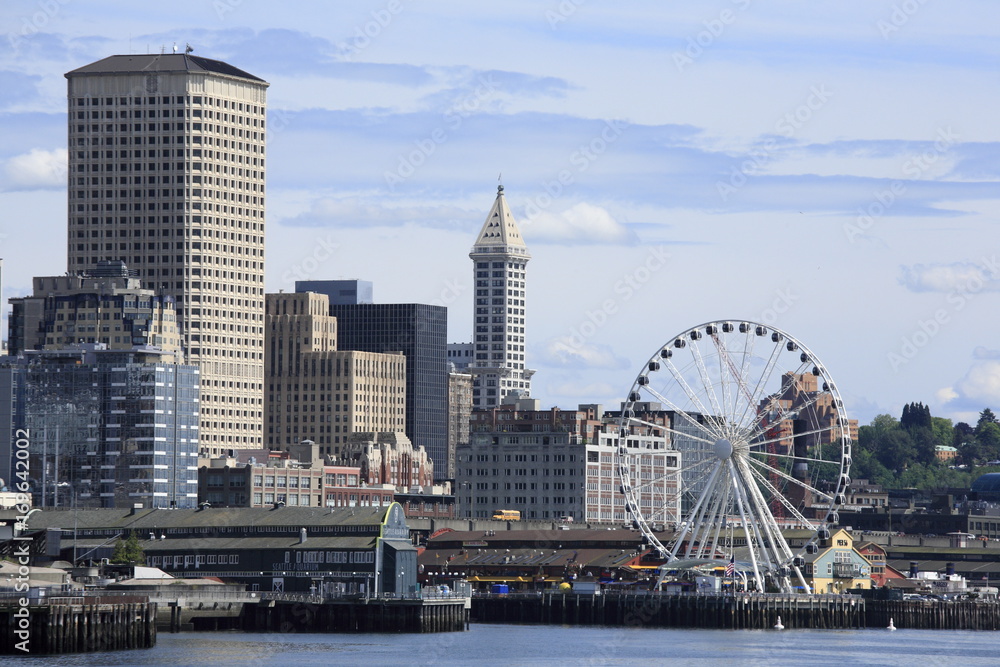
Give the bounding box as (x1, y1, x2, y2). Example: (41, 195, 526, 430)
(65, 54, 269, 454)
(265, 292, 407, 456)
(469, 185, 533, 409)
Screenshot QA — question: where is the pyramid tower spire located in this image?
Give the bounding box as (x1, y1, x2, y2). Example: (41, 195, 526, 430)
(468, 185, 533, 409)
(472, 185, 530, 259)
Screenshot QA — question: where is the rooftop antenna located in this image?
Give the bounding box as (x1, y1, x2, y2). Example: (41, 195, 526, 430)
(172, 42, 177, 53)
(185, 43, 194, 54)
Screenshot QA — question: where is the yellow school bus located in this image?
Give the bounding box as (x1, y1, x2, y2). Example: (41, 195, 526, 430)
(492, 509, 521, 521)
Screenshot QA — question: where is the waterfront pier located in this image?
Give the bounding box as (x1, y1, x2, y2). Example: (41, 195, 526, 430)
(0, 594, 156, 655)
(241, 593, 470, 633)
(472, 592, 1000, 631)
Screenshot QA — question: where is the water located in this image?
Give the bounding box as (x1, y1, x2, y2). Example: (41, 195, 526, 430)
(3, 624, 996, 666)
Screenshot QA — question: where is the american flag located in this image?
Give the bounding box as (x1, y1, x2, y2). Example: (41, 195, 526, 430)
(725, 557, 735, 578)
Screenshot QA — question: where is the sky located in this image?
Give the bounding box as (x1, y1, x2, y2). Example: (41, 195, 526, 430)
(0, 0, 998, 428)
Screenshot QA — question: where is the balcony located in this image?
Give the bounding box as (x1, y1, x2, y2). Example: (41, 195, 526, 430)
(832, 563, 864, 579)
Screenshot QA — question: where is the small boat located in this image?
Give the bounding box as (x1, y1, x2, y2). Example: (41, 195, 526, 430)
(887, 618, 896, 631)
(774, 615, 784, 630)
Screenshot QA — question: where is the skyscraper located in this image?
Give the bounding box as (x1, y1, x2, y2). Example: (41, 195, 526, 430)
(327, 302, 448, 479)
(65, 53, 269, 454)
(468, 185, 533, 409)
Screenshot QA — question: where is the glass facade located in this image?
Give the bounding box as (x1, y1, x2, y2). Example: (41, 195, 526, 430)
(5, 346, 199, 508)
(328, 304, 448, 480)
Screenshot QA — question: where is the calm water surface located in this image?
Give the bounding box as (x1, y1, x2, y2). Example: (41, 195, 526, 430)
(3, 624, 996, 666)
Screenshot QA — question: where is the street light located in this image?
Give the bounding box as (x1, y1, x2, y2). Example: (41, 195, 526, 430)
(57, 482, 79, 566)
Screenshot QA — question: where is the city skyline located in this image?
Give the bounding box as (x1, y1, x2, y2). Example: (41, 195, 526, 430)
(1, 2, 998, 428)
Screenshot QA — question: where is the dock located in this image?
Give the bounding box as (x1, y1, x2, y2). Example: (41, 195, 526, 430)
(472, 592, 1000, 630)
(0, 594, 156, 655)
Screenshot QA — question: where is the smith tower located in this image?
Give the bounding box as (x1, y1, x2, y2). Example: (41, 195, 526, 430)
(65, 53, 269, 454)
(469, 185, 533, 409)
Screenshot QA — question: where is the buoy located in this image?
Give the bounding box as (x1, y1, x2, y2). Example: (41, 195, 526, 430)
(887, 617, 896, 631)
(774, 615, 784, 630)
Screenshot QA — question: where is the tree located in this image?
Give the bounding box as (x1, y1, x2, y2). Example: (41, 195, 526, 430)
(111, 531, 145, 565)
(977, 408, 998, 431)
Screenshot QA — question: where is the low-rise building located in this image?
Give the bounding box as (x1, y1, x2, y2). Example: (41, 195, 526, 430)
(24, 504, 417, 595)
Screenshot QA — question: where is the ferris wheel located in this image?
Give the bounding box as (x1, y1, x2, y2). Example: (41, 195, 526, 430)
(617, 320, 852, 594)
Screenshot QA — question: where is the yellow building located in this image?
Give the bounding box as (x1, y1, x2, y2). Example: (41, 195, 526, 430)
(786, 528, 872, 593)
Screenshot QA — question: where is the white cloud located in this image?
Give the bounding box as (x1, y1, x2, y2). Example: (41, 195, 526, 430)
(3, 148, 66, 190)
(522, 203, 636, 245)
(536, 336, 629, 370)
(940, 360, 1000, 415)
(899, 261, 1000, 293)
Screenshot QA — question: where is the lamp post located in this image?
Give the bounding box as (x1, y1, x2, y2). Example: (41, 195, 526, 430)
(58, 482, 78, 566)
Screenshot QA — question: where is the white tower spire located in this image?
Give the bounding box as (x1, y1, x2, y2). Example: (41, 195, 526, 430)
(469, 185, 533, 409)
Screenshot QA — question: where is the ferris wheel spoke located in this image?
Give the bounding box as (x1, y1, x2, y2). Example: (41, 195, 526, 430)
(623, 416, 717, 447)
(676, 463, 723, 560)
(750, 423, 839, 451)
(710, 334, 735, 433)
(749, 449, 842, 467)
(745, 463, 817, 528)
(692, 473, 729, 559)
(742, 369, 823, 443)
(746, 455, 834, 502)
(688, 335, 725, 423)
(640, 383, 724, 441)
(735, 338, 784, 430)
(728, 460, 765, 588)
(711, 331, 757, 434)
(661, 359, 728, 437)
(736, 458, 794, 563)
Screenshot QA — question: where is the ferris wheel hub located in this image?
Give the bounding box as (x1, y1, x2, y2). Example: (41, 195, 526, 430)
(713, 438, 734, 460)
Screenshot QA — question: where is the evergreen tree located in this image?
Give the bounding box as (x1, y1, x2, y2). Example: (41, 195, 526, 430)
(111, 531, 145, 565)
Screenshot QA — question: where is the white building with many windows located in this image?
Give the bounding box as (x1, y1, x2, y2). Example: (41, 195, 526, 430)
(467, 185, 533, 409)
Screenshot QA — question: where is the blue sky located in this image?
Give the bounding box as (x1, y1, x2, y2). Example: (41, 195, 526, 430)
(1, 0, 999, 426)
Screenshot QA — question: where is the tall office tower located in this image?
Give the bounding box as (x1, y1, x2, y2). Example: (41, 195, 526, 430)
(468, 185, 533, 409)
(265, 292, 407, 456)
(326, 302, 448, 480)
(65, 54, 269, 455)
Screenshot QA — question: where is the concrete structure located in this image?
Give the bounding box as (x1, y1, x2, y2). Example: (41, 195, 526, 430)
(1, 344, 199, 509)
(467, 185, 533, 409)
(446, 342, 474, 370)
(456, 402, 680, 524)
(295, 279, 372, 305)
(327, 302, 447, 478)
(65, 53, 269, 456)
(446, 370, 473, 481)
(7, 261, 181, 360)
(265, 292, 407, 457)
(341, 431, 434, 490)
